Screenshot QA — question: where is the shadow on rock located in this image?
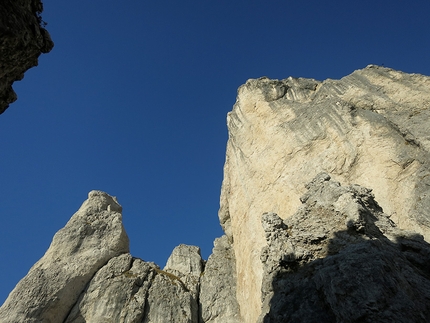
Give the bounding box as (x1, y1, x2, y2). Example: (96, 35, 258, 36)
(259, 173, 430, 323)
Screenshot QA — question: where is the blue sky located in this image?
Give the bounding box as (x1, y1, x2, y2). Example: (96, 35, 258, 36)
(1, 0, 429, 303)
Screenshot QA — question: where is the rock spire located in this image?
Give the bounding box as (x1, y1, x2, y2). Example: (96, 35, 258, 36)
(2, 66, 430, 323)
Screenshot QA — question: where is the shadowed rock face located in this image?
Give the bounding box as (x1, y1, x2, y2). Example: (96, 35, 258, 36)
(259, 173, 430, 323)
(219, 65, 430, 322)
(0, 0, 53, 114)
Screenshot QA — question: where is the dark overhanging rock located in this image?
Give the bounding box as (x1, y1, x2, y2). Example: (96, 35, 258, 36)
(0, 0, 53, 114)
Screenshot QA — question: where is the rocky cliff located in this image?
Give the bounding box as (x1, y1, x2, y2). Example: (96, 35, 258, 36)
(0, 0, 53, 114)
(220, 65, 430, 322)
(1, 66, 430, 323)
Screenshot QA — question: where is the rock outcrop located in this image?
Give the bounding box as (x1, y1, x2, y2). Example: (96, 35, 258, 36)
(219, 65, 430, 322)
(2, 66, 430, 323)
(259, 173, 430, 322)
(199, 235, 240, 323)
(65, 252, 200, 323)
(0, 0, 53, 114)
(0, 191, 129, 323)
(0, 192, 206, 323)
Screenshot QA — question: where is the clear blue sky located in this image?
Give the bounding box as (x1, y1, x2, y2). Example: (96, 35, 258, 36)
(1, 0, 429, 304)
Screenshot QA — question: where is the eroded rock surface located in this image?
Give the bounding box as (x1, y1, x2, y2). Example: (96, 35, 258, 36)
(259, 173, 430, 323)
(2, 66, 430, 323)
(66, 250, 202, 323)
(164, 244, 204, 297)
(199, 235, 240, 323)
(0, 192, 206, 323)
(0, 0, 53, 113)
(0, 191, 129, 323)
(65, 254, 153, 323)
(219, 66, 430, 322)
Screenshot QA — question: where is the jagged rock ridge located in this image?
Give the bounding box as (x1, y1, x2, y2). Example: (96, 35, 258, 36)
(0, 191, 236, 323)
(1, 66, 430, 323)
(0, 0, 53, 114)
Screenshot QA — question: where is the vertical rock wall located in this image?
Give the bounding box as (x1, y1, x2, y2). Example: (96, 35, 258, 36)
(219, 66, 430, 322)
(1, 64, 429, 322)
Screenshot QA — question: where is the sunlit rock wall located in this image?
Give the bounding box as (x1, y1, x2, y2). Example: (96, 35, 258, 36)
(219, 65, 430, 322)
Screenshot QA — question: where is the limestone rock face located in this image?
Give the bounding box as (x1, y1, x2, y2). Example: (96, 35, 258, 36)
(199, 235, 240, 323)
(2, 66, 430, 323)
(0, 191, 129, 323)
(259, 173, 430, 322)
(219, 66, 430, 322)
(0, 0, 53, 113)
(65, 254, 154, 323)
(164, 244, 203, 299)
(143, 269, 199, 323)
(66, 251, 200, 323)
(164, 245, 204, 276)
(0, 193, 205, 323)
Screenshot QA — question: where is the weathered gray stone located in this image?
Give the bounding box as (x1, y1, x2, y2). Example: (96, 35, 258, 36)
(0, 0, 53, 113)
(0, 191, 129, 323)
(143, 269, 198, 323)
(65, 254, 155, 323)
(199, 235, 241, 323)
(164, 244, 203, 297)
(164, 244, 204, 278)
(259, 174, 430, 323)
(3, 66, 430, 323)
(66, 247, 202, 323)
(220, 66, 430, 322)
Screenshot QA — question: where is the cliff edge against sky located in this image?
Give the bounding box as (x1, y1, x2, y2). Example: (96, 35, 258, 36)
(1, 66, 430, 323)
(220, 65, 430, 322)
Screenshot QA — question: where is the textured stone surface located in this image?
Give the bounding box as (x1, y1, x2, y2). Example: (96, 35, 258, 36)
(219, 66, 430, 322)
(164, 244, 204, 278)
(259, 173, 430, 323)
(2, 66, 430, 323)
(199, 235, 240, 323)
(0, 191, 129, 323)
(65, 254, 154, 323)
(0, 0, 53, 114)
(143, 269, 199, 323)
(164, 244, 203, 298)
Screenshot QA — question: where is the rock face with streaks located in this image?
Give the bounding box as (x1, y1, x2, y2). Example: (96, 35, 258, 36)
(220, 65, 430, 322)
(0, 0, 53, 114)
